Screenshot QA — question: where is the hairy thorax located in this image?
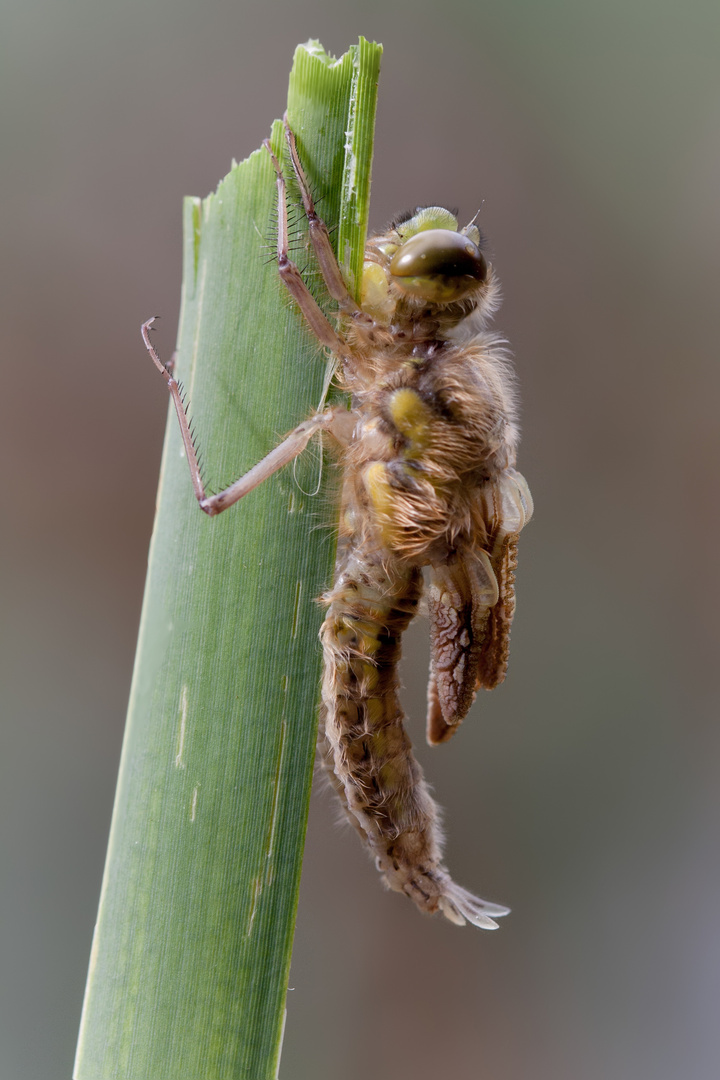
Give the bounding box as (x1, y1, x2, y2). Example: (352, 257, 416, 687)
(337, 330, 517, 564)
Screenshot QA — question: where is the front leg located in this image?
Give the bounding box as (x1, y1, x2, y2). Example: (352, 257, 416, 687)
(142, 317, 354, 516)
(282, 117, 365, 319)
(262, 140, 355, 360)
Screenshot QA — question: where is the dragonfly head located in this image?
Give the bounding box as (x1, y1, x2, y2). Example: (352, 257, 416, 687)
(361, 207, 494, 325)
(389, 230, 487, 303)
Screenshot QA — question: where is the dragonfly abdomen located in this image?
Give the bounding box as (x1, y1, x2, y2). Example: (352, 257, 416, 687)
(319, 553, 432, 844)
(318, 547, 505, 927)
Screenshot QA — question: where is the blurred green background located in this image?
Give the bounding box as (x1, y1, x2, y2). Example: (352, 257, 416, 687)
(2, 1, 718, 1078)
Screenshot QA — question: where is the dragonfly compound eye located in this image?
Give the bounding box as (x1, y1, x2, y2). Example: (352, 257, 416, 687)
(389, 229, 488, 303)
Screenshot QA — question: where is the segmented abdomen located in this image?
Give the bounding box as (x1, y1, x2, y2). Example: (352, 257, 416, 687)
(318, 544, 508, 928)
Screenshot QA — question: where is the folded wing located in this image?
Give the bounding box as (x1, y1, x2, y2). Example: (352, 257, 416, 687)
(426, 468, 533, 744)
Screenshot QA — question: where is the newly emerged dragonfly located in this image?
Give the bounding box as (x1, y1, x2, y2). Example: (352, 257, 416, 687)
(143, 119, 533, 929)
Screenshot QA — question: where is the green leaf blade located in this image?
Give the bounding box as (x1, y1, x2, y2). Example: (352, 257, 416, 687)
(75, 37, 381, 1080)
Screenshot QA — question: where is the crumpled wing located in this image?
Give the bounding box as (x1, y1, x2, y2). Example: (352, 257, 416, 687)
(476, 467, 533, 690)
(426, 549, 498, 744)
(426, 468, 533, 745)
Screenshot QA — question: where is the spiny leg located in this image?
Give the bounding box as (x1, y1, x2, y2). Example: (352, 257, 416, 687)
(142, 317, 207, 506)
(262, 139, 354, 360)
(282, 117, 367, 319)
(142, 317, 352, 517)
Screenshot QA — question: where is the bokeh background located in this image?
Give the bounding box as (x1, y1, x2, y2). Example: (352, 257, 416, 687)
(2, 1, 719, 1077)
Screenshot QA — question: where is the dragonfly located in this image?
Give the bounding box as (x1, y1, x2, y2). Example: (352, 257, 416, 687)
(142, 118, 533, 929)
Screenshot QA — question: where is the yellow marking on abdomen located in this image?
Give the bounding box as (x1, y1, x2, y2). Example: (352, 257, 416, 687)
(388, 388, 432, 458)
(363, 462, 395, 546)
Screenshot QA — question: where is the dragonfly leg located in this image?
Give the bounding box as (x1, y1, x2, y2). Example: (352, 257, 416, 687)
(282, 117, 366, 319)
(263, 138, 356, 358)
(142, 317, 353, 517)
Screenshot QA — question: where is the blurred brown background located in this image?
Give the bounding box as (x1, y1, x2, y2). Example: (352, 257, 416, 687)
(2, 1, 719, 1077)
